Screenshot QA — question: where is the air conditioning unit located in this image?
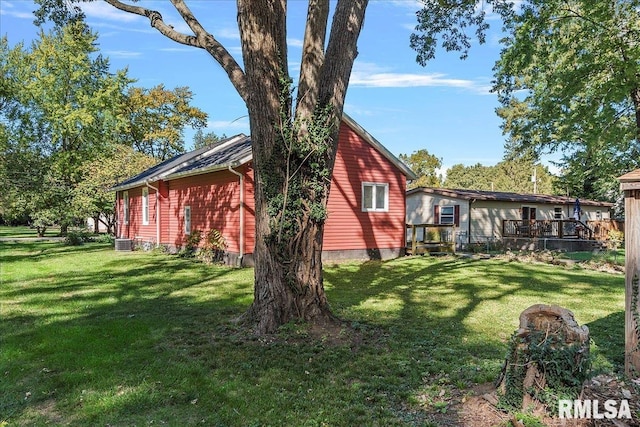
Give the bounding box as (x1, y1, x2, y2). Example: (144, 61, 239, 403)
(115, 238, 133, 251)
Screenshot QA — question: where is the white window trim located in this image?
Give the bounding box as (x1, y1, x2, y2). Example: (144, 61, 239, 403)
(142, 187, 149, 225)
(123, 191, 129, 225)
(184, 206, 191, 235)
(361, 182, 389, 212)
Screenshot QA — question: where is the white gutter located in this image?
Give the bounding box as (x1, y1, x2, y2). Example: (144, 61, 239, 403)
(145, 181, 161, 247)
(227, 165, 244, 267)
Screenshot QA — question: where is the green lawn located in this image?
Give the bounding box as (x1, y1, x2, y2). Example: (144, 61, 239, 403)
(0, 240, 625, 426)
(0, 225, 61, 239)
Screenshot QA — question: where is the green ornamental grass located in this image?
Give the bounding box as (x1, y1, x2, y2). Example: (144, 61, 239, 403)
(0, 237, 625, 426)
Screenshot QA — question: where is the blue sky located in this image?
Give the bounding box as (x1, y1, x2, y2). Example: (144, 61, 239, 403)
(1, 0, 524, 174)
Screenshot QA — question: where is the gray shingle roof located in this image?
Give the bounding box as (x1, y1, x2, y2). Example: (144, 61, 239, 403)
(111, 134, 251, 191)
(406, 187, 614, 207)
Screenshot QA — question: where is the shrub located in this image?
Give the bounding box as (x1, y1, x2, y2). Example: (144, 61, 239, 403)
(607, 229, 624, 250)
(63, 230, 93, 246)
(178, 230, 202, 258)
(198, 229, 227, 264)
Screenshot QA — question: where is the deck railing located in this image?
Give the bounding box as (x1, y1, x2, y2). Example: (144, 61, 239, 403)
(406, 223, 456, 255)
(502, 219, 593, 240)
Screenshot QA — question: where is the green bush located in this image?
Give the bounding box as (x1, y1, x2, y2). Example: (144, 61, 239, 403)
(178, 230, 202, 258)
(198, 229, 227, 264)
(63, 230, 93, 246)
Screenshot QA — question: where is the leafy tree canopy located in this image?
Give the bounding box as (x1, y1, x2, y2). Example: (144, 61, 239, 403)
(399, 149, 442, 189)
(121, 85, 208, 160)
(443, 158, 556, 195)
(493, 0, 640, 201)
(193, 129, 227, 150)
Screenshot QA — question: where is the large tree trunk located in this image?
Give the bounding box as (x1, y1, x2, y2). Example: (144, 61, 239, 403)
(237, 0, 368, 333)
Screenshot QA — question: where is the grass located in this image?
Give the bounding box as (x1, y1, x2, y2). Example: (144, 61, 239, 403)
(0, 239, 625, 426)
(0, 225, 61, 239)
(561, 249, 625, 265)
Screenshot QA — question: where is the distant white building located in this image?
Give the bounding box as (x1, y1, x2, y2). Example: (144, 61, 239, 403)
(406, 187, 614, 245)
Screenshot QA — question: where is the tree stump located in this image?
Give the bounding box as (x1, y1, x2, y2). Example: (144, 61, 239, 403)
(497, 304, 590, 413)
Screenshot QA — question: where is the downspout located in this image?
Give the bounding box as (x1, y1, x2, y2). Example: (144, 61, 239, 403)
(468, 199, 475, 246)
(228, 165, 244, 266)
(145, 181, 161, 247)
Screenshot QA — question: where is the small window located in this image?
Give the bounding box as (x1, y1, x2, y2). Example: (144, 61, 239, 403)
(440, 206, 455, 224)
(596, 210, 602, 220)
(184, 206, 191, 235)
(362, 183, 388, 212)
(123, 191, 129, 225)
(142, 187, 149, 225)
(554, 207, 563, 219)
(522, 206, 536, 220)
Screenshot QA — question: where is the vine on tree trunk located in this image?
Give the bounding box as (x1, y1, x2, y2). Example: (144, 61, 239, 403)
(260, 78, 336, 264)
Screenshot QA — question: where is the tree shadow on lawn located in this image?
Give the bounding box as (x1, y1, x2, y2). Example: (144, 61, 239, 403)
(323, 255, 625, 423)
(586, 310, 625, 371)
(0, 250, 626, 426)
(0, 241, 112, 264)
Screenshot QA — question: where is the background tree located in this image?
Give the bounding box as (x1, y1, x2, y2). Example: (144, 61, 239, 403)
(193, 129, 227, 150)
(443, 158, 555, 194)
(0, 24, 130, 233)
(399, 149, 442, 189)
(1, 22, 209, 233)
(121, 85, 208, 160)
(74, 145, 157, 234)
(493, 0, 640, 202)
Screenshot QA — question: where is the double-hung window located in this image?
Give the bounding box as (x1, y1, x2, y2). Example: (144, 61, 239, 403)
(362, 182, 388, 212)
(439, 206, 455, 224)
(142, 187, 149, 225)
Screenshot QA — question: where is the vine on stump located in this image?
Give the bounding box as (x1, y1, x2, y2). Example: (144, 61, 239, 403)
(497, 304, 591, 415)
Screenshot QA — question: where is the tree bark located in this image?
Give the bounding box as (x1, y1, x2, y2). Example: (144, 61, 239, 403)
(237, 0, 368, 333)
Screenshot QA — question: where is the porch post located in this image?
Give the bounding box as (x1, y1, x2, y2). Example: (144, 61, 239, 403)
(619, 170, 640, 376)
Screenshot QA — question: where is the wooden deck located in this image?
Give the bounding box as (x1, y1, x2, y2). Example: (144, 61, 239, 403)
(502, 219, 594, 240)
(406, 223, 456, 255)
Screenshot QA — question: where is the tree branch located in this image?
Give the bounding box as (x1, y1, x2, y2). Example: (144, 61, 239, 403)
(296, 0, 329, 117)
(103, 0, 248, 103)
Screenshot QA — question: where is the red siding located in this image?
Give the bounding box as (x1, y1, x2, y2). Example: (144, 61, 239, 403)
(324, 122, 407, 251)
(165, 165, 255, 255)
(117, 186, 159, 242)
(114, 120, 407, 257)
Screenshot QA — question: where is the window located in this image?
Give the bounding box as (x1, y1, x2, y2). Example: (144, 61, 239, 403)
(596, 210, 602, 220)
(554, 207, 563, 219)
(362, 183, 388, 212)
(184, 206, 191, 235)
(434, 205, 460, 226)
(142, 187, 149, 225)
(522, 206, 536, 220)
(439, 206, 455, 224)
(123, 191, 129, 225)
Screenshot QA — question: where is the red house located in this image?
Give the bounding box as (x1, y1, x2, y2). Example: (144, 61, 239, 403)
(112, 115, 416, 265)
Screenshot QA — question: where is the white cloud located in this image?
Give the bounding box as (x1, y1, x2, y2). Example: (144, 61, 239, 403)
(105, 50, 143, 59)
(207, 118, 249, 132)
(287, 37, 304, 48)
(350, 71, 475, 89)
(80, 2, 141, 23)
(349, 61, 493, 93)
(0, 1, 34, 19)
